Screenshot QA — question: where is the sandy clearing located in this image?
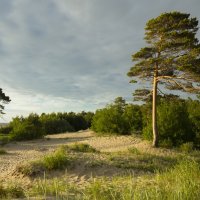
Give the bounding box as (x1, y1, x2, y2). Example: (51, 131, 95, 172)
(0, 130, 176, 183)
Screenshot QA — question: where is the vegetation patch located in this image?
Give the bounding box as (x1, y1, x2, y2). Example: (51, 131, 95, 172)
(67, 143, 98, 153)
(0, 149, 7, 155)
(107, 152, 178, 173)
(25, 159, 200, 199)
(0, 183, 25, 199)
(17, 147, 71, 176)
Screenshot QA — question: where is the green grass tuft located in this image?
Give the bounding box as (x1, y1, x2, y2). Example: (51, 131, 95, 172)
(67, 143, 98, 153)
(17, 146, 71, 176)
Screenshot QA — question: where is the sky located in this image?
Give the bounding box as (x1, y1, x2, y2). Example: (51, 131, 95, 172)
(0, 0, 200, 122)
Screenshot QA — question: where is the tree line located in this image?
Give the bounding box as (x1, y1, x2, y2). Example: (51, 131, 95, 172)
(0, 111, 94, 141)
(91, 97, 200, 148)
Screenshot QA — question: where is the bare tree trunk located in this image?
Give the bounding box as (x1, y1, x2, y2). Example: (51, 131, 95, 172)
(152, 67, 158, 147)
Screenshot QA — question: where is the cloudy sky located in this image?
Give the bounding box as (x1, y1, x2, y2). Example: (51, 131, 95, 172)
(0, 0, 199, 122)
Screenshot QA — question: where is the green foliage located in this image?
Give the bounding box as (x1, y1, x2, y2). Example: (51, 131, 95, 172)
(128, 11, 200, 147)
(0, 126, 12, 135)
(40, 113, 74, 134)
(0, 134, 11, 145)
(10, 114, 44, 141)
(43, 147, 70, 170)
(0, 183, 24, 199)
(186, 100, 200, 146)
(129, 11, 200, 80)
(3, 111, 93, 141)
(92, 97, 142, 135)
(128, 147, 140, 154)
(179, 142, 194, 153)
(17, 147, 70, 176)
(22, 155, 200, 199)
(67, 143, 97, 153)
(0, 88, 11, 115)
(142, 99, 195, 146)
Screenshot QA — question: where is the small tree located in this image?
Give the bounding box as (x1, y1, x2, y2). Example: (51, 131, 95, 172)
(0, 88, 11, 115)
(127, 12, 200, 147)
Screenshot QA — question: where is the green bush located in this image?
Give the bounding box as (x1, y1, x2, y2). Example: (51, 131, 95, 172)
(0, 183, 24, 199)
(40, 116, 74, 135)
(0, 125, 12, 134)
(10, 114, 44, 141)
(179, 142, 194, 153)
(92, 97, 142, 135)
(187, 100, 200, 146)
(17, 147, 70, 176)
(142, 99, 194, 146)
(0, 134, 11, 145)
(43, 147, 70, 170)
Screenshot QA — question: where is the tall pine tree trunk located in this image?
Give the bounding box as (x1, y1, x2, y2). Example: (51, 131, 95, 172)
(152, 66, 158, 147)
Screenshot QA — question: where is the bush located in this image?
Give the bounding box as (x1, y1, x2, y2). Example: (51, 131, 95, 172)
(187, 100, 200, 146)
(179, 142, 194, 153)
(17, 147, 70, 176)
(142, 99, 194, 146)
(43, 147, 70, 170)
(0, 183, 24, 199)
(0, 134, 11, 145)
(0, 125, 12, 135)
(40, 116, 74, 135)
(92, 97, 142, 135)
(10, 114, 44, 141)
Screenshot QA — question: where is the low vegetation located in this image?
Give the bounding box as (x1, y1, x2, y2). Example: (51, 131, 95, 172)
(66, 143, 98, 153)
(10, 159, 200, 199)
(17, 147, 71, 176)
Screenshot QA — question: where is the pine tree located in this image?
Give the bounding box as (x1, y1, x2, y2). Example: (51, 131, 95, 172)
(127, 12, 200, 147)
(0, 88, 11, 115)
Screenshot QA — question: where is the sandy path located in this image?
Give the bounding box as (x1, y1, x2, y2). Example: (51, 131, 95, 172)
(0, 130, 142, 181)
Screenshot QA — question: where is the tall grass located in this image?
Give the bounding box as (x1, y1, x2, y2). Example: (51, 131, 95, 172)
(17, 146, 71, 176)
(26, 159, 200, 199)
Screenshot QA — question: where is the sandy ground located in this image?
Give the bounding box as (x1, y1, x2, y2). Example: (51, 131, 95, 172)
(0, 130, 175, 184)
(0, 131, 137, 180)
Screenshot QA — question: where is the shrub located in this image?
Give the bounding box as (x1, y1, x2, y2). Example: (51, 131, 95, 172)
(40, 117, 74, 135)
(0, 125, 12, 134)
(128, 147, 140, 154)
(187, 100, 200, 146)
(0, 134, 11, 145)
(10, 114, 44, 141)
(43, 147, 70, 170)
(142, 99, 194, 146)
(92, 97, 142, 135)
(67, 143, 97, 153)
(0, 183, 24, 199)
(179, 142, 194, 153)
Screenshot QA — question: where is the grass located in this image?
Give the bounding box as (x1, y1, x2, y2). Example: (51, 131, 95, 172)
(24, 159, 200, 200)
(67, 143, 98, 153)
(17, 146, 71, 176)
(107, 151, 178, 173)
(0, 183, 25, 199)
(0, 134, 11, 145)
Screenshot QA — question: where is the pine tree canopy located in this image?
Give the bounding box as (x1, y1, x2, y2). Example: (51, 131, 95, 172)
(128, 11, 200, 96)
